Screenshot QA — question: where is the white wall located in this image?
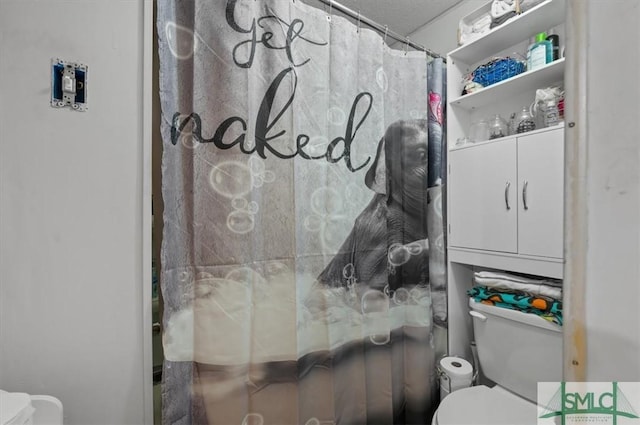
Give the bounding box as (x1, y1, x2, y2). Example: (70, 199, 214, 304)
(564, 0, 640, 381)
(0, 1, 152, 424)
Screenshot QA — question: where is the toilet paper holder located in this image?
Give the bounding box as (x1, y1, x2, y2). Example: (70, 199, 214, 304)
(437, 356, 478, 395)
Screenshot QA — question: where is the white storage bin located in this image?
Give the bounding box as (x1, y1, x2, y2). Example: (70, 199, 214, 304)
(0, 391, 34, 425)
(458, 1, 493, 46)
(0, 391, 63, 425)
(458, 0, 525, 46)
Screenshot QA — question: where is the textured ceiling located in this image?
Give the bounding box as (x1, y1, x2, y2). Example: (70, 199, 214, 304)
(330, 0, 464, 36)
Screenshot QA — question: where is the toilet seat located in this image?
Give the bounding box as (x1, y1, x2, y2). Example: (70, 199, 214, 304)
(433, 385, 538, 425)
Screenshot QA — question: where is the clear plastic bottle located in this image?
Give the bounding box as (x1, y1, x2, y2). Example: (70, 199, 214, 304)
(508, 112, 517, 135)
(469, 119, 490, 143)
(516, 107, 536, 133)
(527, 32, 553, 71)
(543, 99, 560, 127)
(489, 114, 509, 139)
(546, 32, 560, 61)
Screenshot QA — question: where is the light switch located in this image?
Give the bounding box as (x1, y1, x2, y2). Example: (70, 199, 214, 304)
(51, 58, 87, 111)
(62, 75, 76, 94)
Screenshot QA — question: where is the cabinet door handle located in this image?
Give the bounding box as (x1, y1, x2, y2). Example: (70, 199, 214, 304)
(523, 180, 529, 210)
(505, 181, 511, 210)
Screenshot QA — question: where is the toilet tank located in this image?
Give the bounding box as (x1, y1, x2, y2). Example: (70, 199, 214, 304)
(469, 298, 562, 402)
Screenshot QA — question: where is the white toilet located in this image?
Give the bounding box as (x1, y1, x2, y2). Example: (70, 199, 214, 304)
(432, 298, 562, 425)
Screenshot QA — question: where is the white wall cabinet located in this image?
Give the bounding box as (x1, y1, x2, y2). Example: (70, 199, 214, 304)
(449, 126, 564, 259)
(449, 137, 518, 253)
(517, 128, 564, 258)
(445, 0, 566, 359)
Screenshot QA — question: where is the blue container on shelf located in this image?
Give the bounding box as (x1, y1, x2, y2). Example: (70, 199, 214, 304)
(471, 57, 526, 88)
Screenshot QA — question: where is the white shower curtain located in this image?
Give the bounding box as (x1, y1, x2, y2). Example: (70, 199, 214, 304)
(157, 1, 446, 423)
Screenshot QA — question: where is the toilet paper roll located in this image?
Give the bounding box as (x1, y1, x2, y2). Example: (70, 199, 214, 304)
(439, 356, 473, 400)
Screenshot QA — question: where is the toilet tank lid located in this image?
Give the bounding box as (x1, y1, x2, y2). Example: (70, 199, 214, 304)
(469, 298, 562, 332)
(0, 390, 34, 425)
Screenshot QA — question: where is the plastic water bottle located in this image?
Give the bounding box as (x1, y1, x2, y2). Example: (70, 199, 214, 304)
(543, 99, 560, 127)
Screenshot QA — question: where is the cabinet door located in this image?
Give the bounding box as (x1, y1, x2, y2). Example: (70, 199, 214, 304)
(517, 129, 564, 258)
(449, 139, 518, 253)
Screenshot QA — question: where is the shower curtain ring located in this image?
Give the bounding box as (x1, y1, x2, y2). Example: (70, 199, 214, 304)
(357, 11, 361, 33)
(327, 1, 333, 21)
(383, 25, 388, 45)
(404, 37, 410, 55)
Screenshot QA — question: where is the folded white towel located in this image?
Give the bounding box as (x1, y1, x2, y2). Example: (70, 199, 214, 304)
(474, 271, 563, 300)
(472, 14, 492, 32)
(491, 0, 517, 19)
(475, 271, 562, 286)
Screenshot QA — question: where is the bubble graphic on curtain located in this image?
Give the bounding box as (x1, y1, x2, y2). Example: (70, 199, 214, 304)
(227, 195, 258, 234)
(326, 107, 346, 125)
(241, 413, 264, 425)
(388, 243, 411, 267)
(342, 263, 355, 280)
(434, 234, 445, 251)
(375, 67, 389, 92)
(225, 267, 267, 287)
(303, 215, 323, 232)
(246, 202, 259, 214)
(231, 197, 248, 211)
(392, 287, 411, 305)
(165, 22, 198, 60)
(411, 287, 433, 306)
(209, 159, 275, 234)
(248, 156, 275, 188)
(174, 122, 199, 149)
(226, 210, 255, 234)
(361, 289, 390, 345)
(342, 263, 358, 305)
(209, 161, 253, 199)
(433, 190, 443, 217)
(406, 240, 425, 255)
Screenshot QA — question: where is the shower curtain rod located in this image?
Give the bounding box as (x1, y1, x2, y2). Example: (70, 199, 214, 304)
(311, 0, 445, 60)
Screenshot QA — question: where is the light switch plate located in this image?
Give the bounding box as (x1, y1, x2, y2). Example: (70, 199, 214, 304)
(51, 58, 88, 111)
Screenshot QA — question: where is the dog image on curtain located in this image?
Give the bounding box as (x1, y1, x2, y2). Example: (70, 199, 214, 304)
(316, 119, 430, 297)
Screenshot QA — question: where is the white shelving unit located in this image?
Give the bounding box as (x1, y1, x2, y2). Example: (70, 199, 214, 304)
(448, 0, 565, 65)
(445, 0, 566, 360)
(450, 58, 565, 110)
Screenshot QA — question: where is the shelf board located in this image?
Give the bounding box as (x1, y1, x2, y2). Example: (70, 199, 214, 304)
(448, 0, 566, 65)
(450, 122, 565, 151)
(448, 248, 564, 279)
(449, 58, 565, 110)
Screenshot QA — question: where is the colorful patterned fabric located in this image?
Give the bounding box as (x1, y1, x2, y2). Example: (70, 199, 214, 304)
(468, 285, 563, 326)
